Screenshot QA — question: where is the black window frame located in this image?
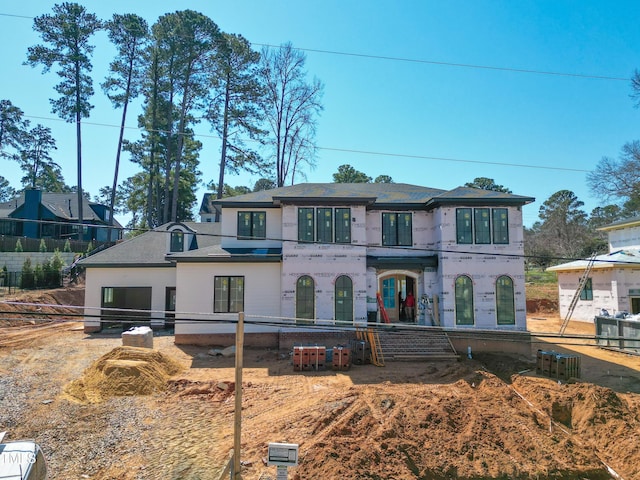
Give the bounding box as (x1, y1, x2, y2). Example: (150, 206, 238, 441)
(474, 208, 491, 244)
(316, 208, 333, 243)
(456, 208, 473, 244)
(335, 208, 351, 244)
(214, 276, 245, 313)
(492, 208, 509, 244)
(170, 230, 184, 252)
(580, 278, 593, 301)
(382, 212, 412, 246)
(298, 208, 315, 243)
(237, 211, 266, 240)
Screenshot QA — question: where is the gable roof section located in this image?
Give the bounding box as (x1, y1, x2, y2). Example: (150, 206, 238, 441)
(211, 183, 534, 209)
(1, 191, 123, 227)
(78, 221, 221, 267)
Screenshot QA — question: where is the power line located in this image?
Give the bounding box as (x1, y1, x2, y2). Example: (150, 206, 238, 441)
(253, 43, 630, 82)
(21, 113, 590, 174)
(0, 12, 629, 83)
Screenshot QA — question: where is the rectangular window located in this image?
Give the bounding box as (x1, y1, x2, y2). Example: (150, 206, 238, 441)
(492, 208, 509, 244)
(474, 208, 491, 244)
(316, 208, 333, 243)
(214, 276, 245, 313)
(580, 278, 593, 301)
(298, 208, 315, 242)
(382, 212, 412, 246)
(237, 211, 266, 239)
(335, 208, 351, 244)
(165, 287, 176, 318)
(456, 208, 473, 244)
(170, 231, 184, 252)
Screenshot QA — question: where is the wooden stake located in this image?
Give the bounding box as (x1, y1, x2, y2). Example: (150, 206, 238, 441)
(233, 312, 244, 479)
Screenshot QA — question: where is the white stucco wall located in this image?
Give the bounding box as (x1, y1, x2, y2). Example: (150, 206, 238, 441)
(556, 268, 618, 321)
(83, 266, 176, 329)
(174, 262, 282, 335)
(220, 207, 283, 249)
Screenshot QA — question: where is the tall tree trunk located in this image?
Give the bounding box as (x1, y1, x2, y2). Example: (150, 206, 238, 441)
(75, 59, 84, 243)
(215, 74, 231, 222)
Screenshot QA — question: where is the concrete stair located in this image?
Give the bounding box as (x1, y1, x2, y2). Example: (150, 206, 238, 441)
(377, 326, 458, 361)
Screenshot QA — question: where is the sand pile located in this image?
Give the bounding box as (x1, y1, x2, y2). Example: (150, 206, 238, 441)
(64, 346, 183, 403)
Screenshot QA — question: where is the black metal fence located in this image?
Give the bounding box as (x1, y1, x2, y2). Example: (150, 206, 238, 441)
(0, 270, 63, 296)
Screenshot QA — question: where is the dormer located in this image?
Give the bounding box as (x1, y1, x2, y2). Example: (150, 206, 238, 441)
(166, 223, 196, 254)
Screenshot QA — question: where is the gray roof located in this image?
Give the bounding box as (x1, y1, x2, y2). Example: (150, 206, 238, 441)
(599, 215, 640, 231)
(211, 183, 534, 208)
(78, 221, 221, 267)
(1, 191, 122, 226)
(547, 249, 640, 272)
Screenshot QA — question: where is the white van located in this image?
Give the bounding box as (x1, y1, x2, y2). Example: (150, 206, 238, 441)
(0, 433, 47, 480)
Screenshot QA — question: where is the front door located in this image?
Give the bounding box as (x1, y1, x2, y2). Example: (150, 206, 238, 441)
(380, 275, 412, 322)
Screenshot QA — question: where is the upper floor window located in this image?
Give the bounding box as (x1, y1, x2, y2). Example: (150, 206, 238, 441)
(492, 208, 509, 244)
(580, 278, 593, 301)
(297, 207, 351, 244)
(237, 211, 266, 239)
(170, 230, 184, 252)
(456, 208, 509, 245)
(474, 208, 491, 244)
(456, 208, 473, 244)
(382, 212, 412, 246)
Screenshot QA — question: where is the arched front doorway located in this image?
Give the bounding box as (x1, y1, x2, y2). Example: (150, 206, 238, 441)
(379, 272, 417, 322)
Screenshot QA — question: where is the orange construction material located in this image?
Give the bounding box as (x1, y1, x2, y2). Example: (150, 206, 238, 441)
(376, 292, 390, 323)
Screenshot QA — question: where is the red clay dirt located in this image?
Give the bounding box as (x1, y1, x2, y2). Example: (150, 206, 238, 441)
(1, 287, 639, 480)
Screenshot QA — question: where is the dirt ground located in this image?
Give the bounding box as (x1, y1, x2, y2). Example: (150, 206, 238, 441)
(1, 287, 640, 480)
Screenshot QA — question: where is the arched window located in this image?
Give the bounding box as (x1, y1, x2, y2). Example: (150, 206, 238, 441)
(335, 275, 353, 322)
(496, 275, 515, 325)
(296, 276, 315, 323)
(455, 275, 474, 325)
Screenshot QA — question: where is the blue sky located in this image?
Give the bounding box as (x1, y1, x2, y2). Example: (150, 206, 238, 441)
(1, 1, 640, 227)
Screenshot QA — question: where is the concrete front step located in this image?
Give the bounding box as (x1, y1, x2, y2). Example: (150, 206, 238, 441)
(377, 328, 458, 360)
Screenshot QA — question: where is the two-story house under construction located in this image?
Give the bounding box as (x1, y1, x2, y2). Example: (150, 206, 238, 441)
(80, 183, 534, 348)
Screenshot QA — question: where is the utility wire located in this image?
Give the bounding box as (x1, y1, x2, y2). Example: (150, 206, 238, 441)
(4, 215, 626, 266)
(253, 43, 630, 82)
(0, 12, 628, 82)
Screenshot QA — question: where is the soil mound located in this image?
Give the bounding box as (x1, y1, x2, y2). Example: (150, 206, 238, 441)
(64, 346, 183, 403)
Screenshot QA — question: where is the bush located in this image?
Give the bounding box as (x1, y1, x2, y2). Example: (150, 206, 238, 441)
(20, 257, 34, 289)
(39, 238, 47, 253)
(86, 241, 94, 254)
(15, 239, 23, 252)
(63, 239, 72, 253)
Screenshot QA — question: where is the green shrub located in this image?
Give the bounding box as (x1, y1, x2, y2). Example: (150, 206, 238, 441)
(20, 257, 34, 289)
(39, 238, 47, 253)
(86, 241, 93, 253)
(15, 239, 23, 252)
(63, 239, 72, 252)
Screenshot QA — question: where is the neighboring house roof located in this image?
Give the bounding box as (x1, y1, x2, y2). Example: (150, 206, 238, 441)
(209, 183, 535, 209)
(78, 222, 221, 267)
(1, 191, 122, 227)
(170, 244, 282, 263)
(598, 215, 640, 232)
(546, 249, 640, 272)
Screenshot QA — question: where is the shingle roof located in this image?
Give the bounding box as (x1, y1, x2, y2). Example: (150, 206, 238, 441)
(210, 183, 534, 208)
(78, 222, 221, 267)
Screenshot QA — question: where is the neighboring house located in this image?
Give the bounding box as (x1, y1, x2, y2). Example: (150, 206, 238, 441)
(81, 183, 534, 347)
(0, 189, 122, 242)
(548, 216, 640, 321)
